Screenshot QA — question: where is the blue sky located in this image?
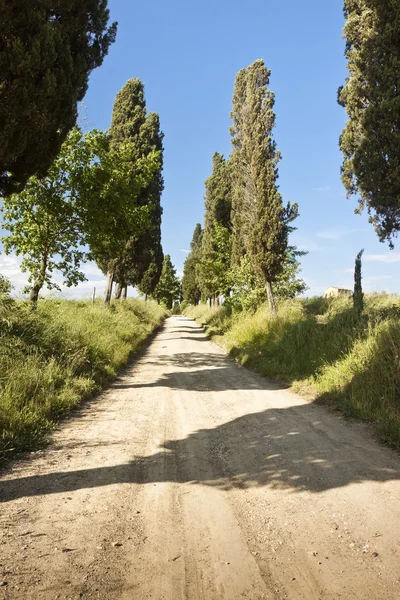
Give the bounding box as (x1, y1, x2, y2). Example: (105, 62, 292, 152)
(2, 0, 400, 297)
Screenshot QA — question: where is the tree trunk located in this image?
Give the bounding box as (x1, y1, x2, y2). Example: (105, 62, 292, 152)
(103, 270, 114, 304)
(266, 280, 277, 316)
(29, 252, 48, 307)
(121, 284, 128, 300)
(114, 282, 123, 300)
(144, 294, 148, 302)
(29, 283, 41, 305)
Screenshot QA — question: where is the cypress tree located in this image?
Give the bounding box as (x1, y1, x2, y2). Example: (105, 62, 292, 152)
(0, 1, 117, 196)
(153, 255, 180, 309)
(353, 248, 364, 315)
(104, 79, 164, 302)
(198, 153, 233, 304)
(230, 59, 298, 315)
(339, 0, 400, 246)
(182, 224, 203, 305)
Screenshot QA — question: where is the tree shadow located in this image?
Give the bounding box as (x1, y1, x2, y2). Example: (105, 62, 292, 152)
(1, 400, 399, 504)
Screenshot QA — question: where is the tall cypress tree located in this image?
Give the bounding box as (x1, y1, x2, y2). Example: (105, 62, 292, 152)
(197, 153, 233, 303)
(339, 0, 400, 246)
(0, 1, 117, 196)
(230, 59, 298, 315)
(182, 224, 203, 305)
(353, 248, 364, 315)
(103, 79, 164, 302)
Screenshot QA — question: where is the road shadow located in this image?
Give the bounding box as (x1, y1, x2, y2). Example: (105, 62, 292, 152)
(1, 400, 399, 503)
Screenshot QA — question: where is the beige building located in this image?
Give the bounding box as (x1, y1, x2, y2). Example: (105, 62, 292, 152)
(324, 286, 352, 298)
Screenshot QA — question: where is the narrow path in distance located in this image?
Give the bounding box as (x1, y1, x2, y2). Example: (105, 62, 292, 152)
(1, 316, 400, 599)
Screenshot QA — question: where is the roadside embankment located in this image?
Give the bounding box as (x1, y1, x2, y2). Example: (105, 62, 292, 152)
(185, 295, 400, 448)
(0, 297, 167, 460)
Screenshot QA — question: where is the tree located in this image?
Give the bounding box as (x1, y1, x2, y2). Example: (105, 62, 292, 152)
(229, 249, 307, 312)
(339, 0, 400, 246)
(197, 153, 233, 304)
(1, 127, 156, 304)
(353, 248, 364, 315)
(182, 224, 203, 305)
(103, 79, 164, 301)
(1, 128, 100, 303)
(0, 1, 117, 196)
(153, 255, 181, 309)
(230, 59, 298, 315)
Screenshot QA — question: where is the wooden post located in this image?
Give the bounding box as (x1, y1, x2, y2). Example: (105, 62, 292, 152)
(92, 287, 96, 305)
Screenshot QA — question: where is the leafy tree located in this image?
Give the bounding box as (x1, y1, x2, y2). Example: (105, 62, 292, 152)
(153, 254, 181, 309)
(1, 128, 100, 303)
(197, 222, 232, 304)
(0, 1, 117, 196)
(230, 59, 298, 314)
(228, 250, 307, 312)
(103, 79, 164, 301)
(1, 127, 155, 304)
(182, 224, 203, 305)
(339, 0, 400, 246)
(197, 153, 233, 304)
(353, 248, 364, 315)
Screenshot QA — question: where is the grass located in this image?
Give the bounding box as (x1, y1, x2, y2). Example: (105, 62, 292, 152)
(0, 297, 167, 460)
(185, 294, 400, 448)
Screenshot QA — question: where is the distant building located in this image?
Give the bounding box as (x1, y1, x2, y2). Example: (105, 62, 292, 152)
(324, 286, 352, 298)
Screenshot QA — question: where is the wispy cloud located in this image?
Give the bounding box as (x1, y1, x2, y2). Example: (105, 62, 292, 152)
(290, 235, 323, 252)
(364, 253, 400, 264)
(316, 228, 362, 240)
(179, 249, 190, 254)
(312, 185, 330, 194)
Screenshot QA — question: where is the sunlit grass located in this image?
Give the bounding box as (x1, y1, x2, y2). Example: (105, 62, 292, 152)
(0, 297, 167, 459)
(185, 295, 400, 447)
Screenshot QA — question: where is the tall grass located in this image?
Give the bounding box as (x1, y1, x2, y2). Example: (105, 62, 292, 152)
(185, 295, 400, 447)
(0, 298, 166, 460)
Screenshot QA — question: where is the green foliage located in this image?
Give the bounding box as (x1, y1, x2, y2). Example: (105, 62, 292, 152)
(106, 79, 164, 292)
(0, 1, 117, 196)
(182, 224, 203, 305)
(197, 222, 232, 300)
(0, 298, 166, 461)
(339, 0, 400, 245)
(185, 293, 400, 448)
(1, 128, 102, 300)
(227, 249, 307, 312)
(153, 254, 181, 309)
(353, 248, 364, 315)
(197, 153, 233, 301)
(230, 59, 298, 312)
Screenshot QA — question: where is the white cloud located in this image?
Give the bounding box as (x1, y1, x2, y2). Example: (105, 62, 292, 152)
(290, 235, 323, 252)
(179, 249, 190, 254)
(312, 185, 330, 194)
(316, 228, 362, 240)
(364, 253, 400, 264)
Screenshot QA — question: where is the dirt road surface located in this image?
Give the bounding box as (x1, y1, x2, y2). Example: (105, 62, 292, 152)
(1, 316, 400, 599)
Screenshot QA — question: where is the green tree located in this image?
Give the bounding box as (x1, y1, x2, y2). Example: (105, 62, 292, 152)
(229, 249, 307, 312)
(182, 224, 203, 305)
(0, 1, 117, 196)
(153, 254, 181, 309)
(104, 79, 164, 301)
(230, 59, 298, 314)
(1, 127, 155, 304)
(353, 248, 364, 315)
(197, 153, 233, 304)
(339, 0, 400, 246)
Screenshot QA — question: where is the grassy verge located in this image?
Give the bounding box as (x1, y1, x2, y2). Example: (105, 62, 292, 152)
(185, 295, 400, 448)
(0, 297, 167, 460)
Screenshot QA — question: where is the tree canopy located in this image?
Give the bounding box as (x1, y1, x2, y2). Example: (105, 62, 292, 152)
(230, 59, 298, 314)
(339, 0, 400, 246)
(0, 0, 117, 196)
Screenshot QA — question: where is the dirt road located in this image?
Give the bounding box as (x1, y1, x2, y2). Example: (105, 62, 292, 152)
(1, 316, 400, 599)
